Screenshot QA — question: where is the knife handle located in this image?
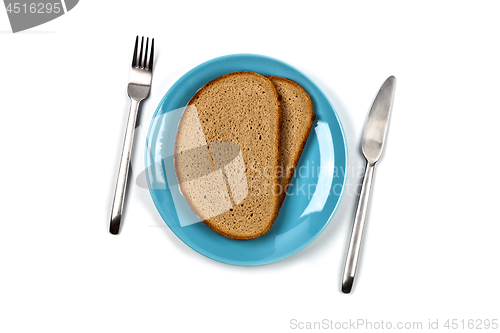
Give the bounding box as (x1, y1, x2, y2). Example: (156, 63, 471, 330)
(342, 161, 375, 293)
(110, 98, 141, 235)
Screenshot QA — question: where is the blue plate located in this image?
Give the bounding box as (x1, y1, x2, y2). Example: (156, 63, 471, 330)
(145, 54, 347, 265)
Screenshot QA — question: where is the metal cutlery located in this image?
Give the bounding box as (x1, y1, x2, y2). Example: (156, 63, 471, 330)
(110, 36, 155, 235)
(341, 76, 396, 293)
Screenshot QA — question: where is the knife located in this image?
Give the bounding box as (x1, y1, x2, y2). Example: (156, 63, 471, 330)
(341, 76, 396, 293)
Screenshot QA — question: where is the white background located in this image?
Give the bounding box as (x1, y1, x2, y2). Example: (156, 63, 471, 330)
(1, 1, 499, 332)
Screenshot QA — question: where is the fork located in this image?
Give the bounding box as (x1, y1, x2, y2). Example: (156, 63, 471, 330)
(110, 36, 154, 235)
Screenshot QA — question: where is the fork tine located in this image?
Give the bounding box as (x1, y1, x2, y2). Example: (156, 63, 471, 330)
(132, 36, 138, 67)
(144, 38, 149, 69)
(139, 37, 144, 68)
(149, 38, 154, 71)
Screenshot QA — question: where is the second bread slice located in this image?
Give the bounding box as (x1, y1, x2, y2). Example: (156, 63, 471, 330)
(268, 76, 315, 206)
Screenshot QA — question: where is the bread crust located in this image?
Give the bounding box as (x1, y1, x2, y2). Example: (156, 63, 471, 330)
(174, 71, 282, 240)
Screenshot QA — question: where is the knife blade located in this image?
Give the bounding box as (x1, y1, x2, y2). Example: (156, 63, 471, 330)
(341, 76, 396, 293)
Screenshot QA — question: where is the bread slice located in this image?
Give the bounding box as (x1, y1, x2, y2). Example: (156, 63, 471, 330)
(174, 71, 282, 240)
(267, 76, 315, 207)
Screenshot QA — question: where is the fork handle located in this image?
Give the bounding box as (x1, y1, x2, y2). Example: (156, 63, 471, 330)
(341, 161, 375, 293)
(110, 98, 141, 234)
